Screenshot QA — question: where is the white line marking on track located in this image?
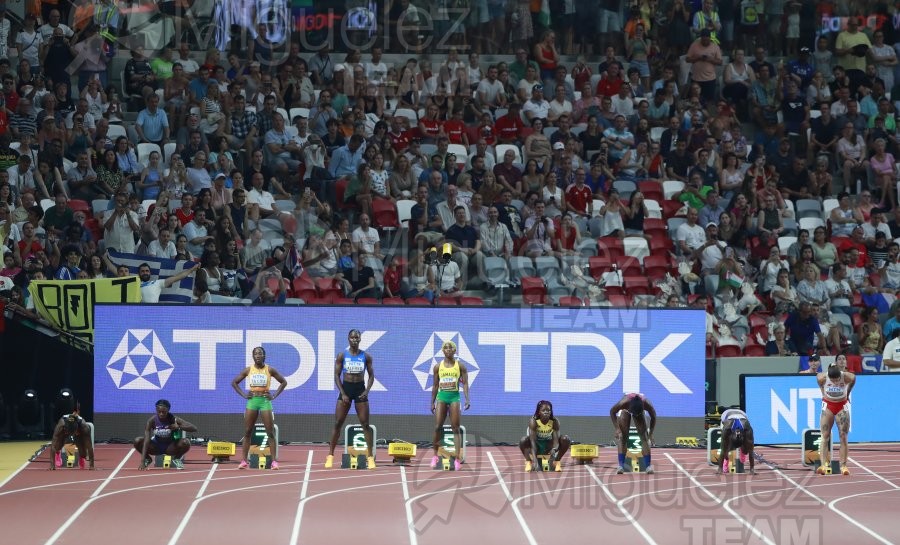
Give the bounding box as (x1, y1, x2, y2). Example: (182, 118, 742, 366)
(300, 451, 313, 499)
(0, 459, 33, 490)
(585, 466, 659, 545)
(849, 457, 900, 489)
(828, 490, 900, 545)
(400, 466, 417, 545)
(666, 453, 778, 545)
(487, 451, 538, 545)
(44, 449, 133, 545)
(166, 463, 219, 545)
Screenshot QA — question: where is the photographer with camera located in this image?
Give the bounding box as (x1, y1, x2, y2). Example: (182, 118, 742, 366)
(523, 201, 555, 258)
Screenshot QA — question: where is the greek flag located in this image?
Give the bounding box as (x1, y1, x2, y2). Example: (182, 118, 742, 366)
(107, 250, 195, 303)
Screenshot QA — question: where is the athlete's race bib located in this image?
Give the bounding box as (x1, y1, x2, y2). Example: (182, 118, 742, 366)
(440, 375, 457, 391)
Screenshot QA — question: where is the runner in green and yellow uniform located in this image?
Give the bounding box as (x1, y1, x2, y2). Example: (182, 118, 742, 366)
(430, 340, 471, 471)
(232, 346, 288, 470)
(519, 400, 571, 472)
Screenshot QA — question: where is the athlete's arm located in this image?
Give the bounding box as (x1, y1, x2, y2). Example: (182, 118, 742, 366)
(609, 399, 625, 426)
(361, 353, 375, 401)
(48, 419, 65, 470)
(458, 361, 471, 410)
(333, 352, 347, 400)
(644, 399, 658, 441)
(139, 417, 155, 470)
(431, 364, 439, 413)
(844, 372, 857, 398)
(231, 367, 251, 399)
(551, 418, 561, 453)
(174, 416, 198, 433)
(816, 373, 826, 395)
(80, 423, 95, 469)
(717, 426, 731, 473)
(528, 418, 539, 467)
(268, 366, 288, 400)
(745, 427, 756, 474)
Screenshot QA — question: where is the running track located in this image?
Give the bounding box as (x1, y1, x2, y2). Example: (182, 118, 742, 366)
(2, 445, 899, 545)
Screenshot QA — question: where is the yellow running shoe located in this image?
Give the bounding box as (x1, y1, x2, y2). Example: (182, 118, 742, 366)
(841, 465, 850, 476)
(554, 461, 562, 472)
(525, 460, 532, 472)
(367, 456, 376, 469)
(324, 454, 334, 468)
(815, 465, 826, 475)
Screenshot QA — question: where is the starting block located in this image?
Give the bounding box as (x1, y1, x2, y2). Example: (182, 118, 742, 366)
(676, 437, 699, 447)
(627, 451, 646, 472)
(388, 442, 416, 465)
(341, 449, 368, 469)
(440, 456, 457, 471)
(727, 449, 745, 474)
(534, 454, 555, 472)
(248, 422, 279, 469)
(343, 424, 376, 468)
(154, 455, 172, 468)
(207, 441, 236, 463)
(802, 428, 842, 475)
(64, 444, 78, 468)
(627, 426, 645, 472)
(570, 444, 599, 464)
(437, 425, 466, 461)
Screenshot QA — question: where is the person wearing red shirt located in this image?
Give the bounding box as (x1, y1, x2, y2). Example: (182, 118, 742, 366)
(495, 103, 524, 144)
(565, 168, 593, 218)
(494, 148, 523, 194)
(174, 193, 195, 226)
(417, 103, 443, 142)
(382, 255, 403, 298)
(475, 112, 496, 147)
(388, 116, 411, 153)
(836, 226, 869, 267)
(443, 108, 469, 147)
(596, 62, 624, 98)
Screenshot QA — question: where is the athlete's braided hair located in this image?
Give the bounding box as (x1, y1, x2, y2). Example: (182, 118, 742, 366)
(533, 400, 554, 420)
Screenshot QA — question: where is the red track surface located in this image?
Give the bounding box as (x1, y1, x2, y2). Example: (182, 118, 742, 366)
(2, 445, 899, 545)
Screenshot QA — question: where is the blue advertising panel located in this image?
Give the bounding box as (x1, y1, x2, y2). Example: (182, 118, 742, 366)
(93, 306, 705, 416)
(741, 374, 900, 444)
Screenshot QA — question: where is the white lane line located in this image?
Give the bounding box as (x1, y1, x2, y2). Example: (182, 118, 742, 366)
(44, 449, 133, 545)
(0, 459, 33, 490)
(585, 466, 659, 545)
(400, 466, 417, 545)
(300, 450, 313, 499)
(166, 463, 220, 545)
(665, 453, 777, 545)
(487, 451, 538, 545)
(849, 457, 900, 489)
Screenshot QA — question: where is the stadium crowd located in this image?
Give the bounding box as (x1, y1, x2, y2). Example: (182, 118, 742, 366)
(4, 0, 900, 360)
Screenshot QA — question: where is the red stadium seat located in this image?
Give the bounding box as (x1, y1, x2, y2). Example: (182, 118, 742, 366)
(607, 294, 629, 307)
(661, 200, 683, 219)
(521, 276, 549, 305)
(642, 254, 671, 277)
(315, 277, 344, 300)
(717, 345, 743, 358)
(596, 237, 624, 260)
(589, 256, 613, 278)
(382, 297, 406, 305)
(356, 298, 380, 304)
(68, 199, 91, 216)
(334, 178, 357, 215)
(643, 217, 667, 235)
(749, 313, 768, 329)
(437, 297, 459, 305)
(333, 298, 355, 304)
(559, 296, 584, 307)
(459, 296, 484, 306)
(372, 197, 400, 230)
(291, 277, 317, 302)
(623, 276, 649, 295)
(744, 345, 767, 357)
(615, 256, 641, 276)
(649, 233, 671, 253)
(637, 181, 664, 202)
(407, 297, 432, 306)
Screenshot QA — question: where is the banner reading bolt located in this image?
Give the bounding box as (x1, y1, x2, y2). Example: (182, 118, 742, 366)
(93, 305, 706, 416)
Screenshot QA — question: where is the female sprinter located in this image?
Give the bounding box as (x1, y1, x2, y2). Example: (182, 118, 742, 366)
(134, 399, 198, 470)
(49, 410, 95, 470)
(325, 329, 376, 469)
(716, 408, 756, 475)
(817, 362, 856, 475)
(232, 346, 288, 470)
(430, 340, 471, 470)
(609, 393, 657, 474)
(519, 400, 571, 472)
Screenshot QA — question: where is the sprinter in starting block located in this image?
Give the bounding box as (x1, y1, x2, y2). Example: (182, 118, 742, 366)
(816, 361, 856, 475)
(610, 393, 656, 474)
(520, 400, 570, 472)
(49, 408, 94, 470)
(135, 399, 198, 470)
(716, 408, 755, 475)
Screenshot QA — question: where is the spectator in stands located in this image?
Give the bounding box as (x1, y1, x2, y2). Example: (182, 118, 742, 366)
(756, 193, 785, 238)
(797, 264, 829, 308)
(826, 263, 856, 317)
(759, 245, 789, 294)
(771, 267, 798, 314)
(103, 190, 140, 253)
(857, 306, 884, 354)
(445, 205, 483, 289)
(784, 301, 825, 355)
(836, 123, 869, 194)
(134, 94, 169, 147)
(676, 207, 706, 258)
(766, 324, 797, 356)
(807, 155, 834, 199)
(829, 192, 863, 238)
(697, 190, 726, 227)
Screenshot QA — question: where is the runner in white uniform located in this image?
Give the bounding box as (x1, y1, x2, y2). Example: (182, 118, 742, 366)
(817, 362, 856, 475)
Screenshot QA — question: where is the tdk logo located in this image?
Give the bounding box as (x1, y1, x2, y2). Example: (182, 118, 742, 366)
(106, 330, 175, 390)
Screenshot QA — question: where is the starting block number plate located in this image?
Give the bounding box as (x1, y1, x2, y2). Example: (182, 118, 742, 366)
(707, 427, 723, 464)
(438, 425, 466, 460)
(343, 424, 377, 456)
(802, 428, 839, 471)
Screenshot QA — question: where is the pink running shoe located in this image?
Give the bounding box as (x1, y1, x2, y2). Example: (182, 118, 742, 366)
(454, 459, 462, 471)
(722, 459, 729, 473)
(270, 460, 280, 470)
(739, 452, 748, 465)
(238, 459, 249, 470)
(54, 452, 62, 468)
(78, 457, 86, 469)
(430, 455, 440, 469)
